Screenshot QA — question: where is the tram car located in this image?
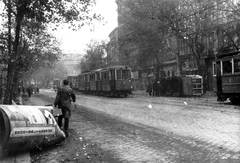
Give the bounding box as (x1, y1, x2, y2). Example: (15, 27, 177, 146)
(100, 65, 132, 96)
(212, 51, 240, 104)
(69, 65, 132, 97)
(77, 71, 89, 92)
(89, 68, 102, 93)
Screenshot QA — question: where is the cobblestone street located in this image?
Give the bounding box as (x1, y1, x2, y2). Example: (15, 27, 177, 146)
(23, 89, 240, 162)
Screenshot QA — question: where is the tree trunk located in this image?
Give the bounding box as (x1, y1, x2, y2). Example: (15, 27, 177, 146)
(196, 57, 203, 76)
(3, 0, 12, 104)
(3, 12, 23, 104)
(12, 72, 20, 101)
(176, 52, 182, 76)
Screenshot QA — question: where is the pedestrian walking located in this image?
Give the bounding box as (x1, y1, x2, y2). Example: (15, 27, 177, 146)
(54, 79, 76, 137)
(36, 86, 39, 93)
(156, 80, 161, 97)
(152, 79, 157, 97)
(147, 82, 153, 96)
(26, 85, 33, 97)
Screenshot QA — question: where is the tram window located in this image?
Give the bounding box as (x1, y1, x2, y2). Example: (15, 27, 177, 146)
(222, 60, 232, 74)
(234, 59, 240, 73)
(122, 70, 126, 79)
(102, 73, 104, 80)
(110, 70, 115, 80)
(85, 75, 90, 82)
(94, 74, 97, 81)
(90, 74, 94, 81)
(105, 72, 107, 80)
(97, 73, 101, 80)
(117, 70, 122, 79)
(102, 72, 107, 80)
(122, 70, 129, 79)
(213, 62, 216, 76)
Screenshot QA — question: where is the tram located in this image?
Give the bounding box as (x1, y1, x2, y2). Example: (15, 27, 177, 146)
(212, 51, 240, 104)
(69, 65, 132, 97)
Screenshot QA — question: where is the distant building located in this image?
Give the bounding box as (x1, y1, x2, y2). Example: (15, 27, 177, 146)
(60, 53, 83, 76)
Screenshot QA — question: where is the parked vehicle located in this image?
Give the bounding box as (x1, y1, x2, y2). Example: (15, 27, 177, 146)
(68, 65, 132, 97)
(77, 71, 89, 92)
(147, 75, 203, 97)
(212, 51, 240, 104)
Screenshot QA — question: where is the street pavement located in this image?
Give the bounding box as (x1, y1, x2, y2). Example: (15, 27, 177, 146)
(1, 152, 30, 163)
(73, 90, 240, 152)
(38, 89, 240, 162)
(1, 90, 239, 163)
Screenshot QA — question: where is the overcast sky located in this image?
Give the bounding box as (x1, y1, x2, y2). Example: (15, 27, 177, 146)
(0, 0, 118, 54)
(53, 0, 118, 54)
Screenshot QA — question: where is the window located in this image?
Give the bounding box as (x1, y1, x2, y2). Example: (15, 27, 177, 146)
(213, 62, 216, 76)
(84, 75, 89, 82)
(122, 70, 129, 79)
(90, 74, 95, 81)
(104, 72, 107, 80)
(117, 70, 121, 79)
(101, 72, 105, 80)
(234, 59, 240, 73)
(102, 72, 108, 80)
(97, 73, 101, 81)
(110, 70, 115, 80)
(222, 60, 232, 74)
(116, 69, 130, 80)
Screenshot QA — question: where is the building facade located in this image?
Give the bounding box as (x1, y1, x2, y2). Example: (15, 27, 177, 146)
(107, 0, 240, 91)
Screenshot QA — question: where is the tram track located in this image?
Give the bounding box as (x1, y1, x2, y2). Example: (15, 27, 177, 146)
(76, 92, 240, 114)
(38, 89, 240, 161)
(72, 105, 235, 163)
(133, 97, 240, 114)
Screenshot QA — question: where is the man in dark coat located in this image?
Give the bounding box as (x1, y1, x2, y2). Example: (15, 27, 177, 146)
(152, 79, 157, 97)
(147, 82, 153, 96)
(54, 79, 76, 137)
(156, 80, 161, 97)
(26, 85, 33, 97)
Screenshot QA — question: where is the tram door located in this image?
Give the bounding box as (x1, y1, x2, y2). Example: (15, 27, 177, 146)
(213, 61, 222, 94)
(110, 70, 116, 91)
(216, 61, 223, 100)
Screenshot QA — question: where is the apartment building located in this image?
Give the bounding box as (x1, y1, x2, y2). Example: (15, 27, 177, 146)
(107, 0, 240, 91)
